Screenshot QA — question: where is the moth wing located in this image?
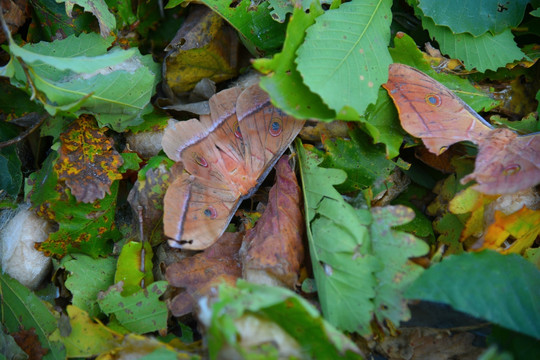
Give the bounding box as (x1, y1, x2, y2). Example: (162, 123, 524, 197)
(204, 87, 249, 175)
(164, 172, 240, 250)
(462, 130, 540, 194)
(383, 63, 492, 154)
(236, 83, 305, 183)
(163, 117, 236, 186)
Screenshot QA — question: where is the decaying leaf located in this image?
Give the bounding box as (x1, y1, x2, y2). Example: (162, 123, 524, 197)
(444, 186, 540, 254)
(55, 115, 123, 203)
(127, 156, 176, 246)
(0, 0, 28, 44)
(11, 328, 49, 360)
(163, 6, 239, 96)
(31, 150, 121, 258)
(376, 327, 483, 360)
(240, 157, 304, 288)
(166, 232, 243, 317)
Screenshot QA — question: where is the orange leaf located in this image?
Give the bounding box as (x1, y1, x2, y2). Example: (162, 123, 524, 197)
(54, 115, 123, 203)
(481, 207, 540, 254)
(240, 157, 305, 288)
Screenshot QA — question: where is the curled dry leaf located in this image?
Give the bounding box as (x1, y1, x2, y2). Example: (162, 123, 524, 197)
(54, 115, 123, 203)
(165, 232, 243, 317)
(240, 157, 304, 288)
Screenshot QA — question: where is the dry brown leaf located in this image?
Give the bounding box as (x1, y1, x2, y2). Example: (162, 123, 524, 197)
(376, 327, 484, 360)
(12, 327, 49, 360)
(165, 232, 243, 317)
(0, 0, 27, 44)
(240, 157, 304, 288)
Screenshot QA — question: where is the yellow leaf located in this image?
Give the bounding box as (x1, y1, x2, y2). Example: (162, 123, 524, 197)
(449, 187, 498, 241)
(50, 305, 122, 357)
(481, 207, 540, 254)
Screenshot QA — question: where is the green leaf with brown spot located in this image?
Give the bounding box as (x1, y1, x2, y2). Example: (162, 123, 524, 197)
(29, 150, 121, 258)
(97, 281, 168, 334)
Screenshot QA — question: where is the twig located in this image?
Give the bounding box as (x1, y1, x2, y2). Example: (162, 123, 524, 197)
(0, 114, 48, 149)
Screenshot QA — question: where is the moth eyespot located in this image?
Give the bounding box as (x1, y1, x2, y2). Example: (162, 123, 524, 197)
(425, 94, 442, 106)
(192, 152, 208, 167)
(203, 206, 217, 219)
(233, 121, 243, 139)
(502, 164, 520, 176)
(269, 118, 282, 137)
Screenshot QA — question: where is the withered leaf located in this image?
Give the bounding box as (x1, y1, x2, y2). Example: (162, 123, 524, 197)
(54, 115, 123, 203)
(127, 157, 177, 246)
(240, 157, 304, 288)
(163, 6, 239, 96)
(166, 232, 243, 317)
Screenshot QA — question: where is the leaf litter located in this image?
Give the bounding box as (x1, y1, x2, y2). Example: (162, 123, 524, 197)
(1, 1, 539, 359)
